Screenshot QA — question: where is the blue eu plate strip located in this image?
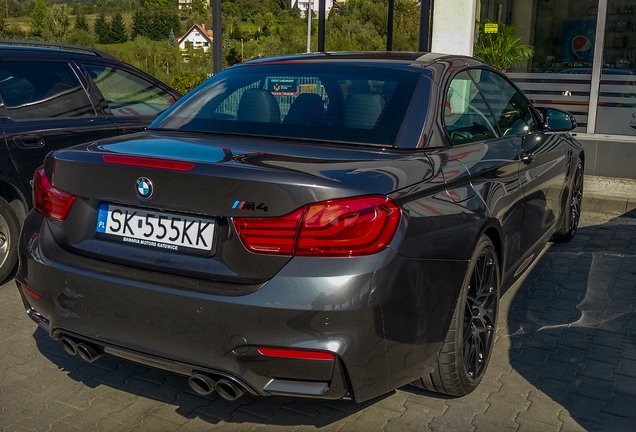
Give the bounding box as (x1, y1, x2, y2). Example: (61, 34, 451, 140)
(96, 204, 109, 233)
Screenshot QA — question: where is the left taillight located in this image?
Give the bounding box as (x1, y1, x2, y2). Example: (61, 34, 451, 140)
(33, 166, 76, 221)
(233, 195, 401, 257)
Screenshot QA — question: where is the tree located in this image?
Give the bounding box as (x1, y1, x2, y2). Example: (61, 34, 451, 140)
(42, 6, 70, 42)
(65, 28, 98, 47)
(30, 0, 47, 36)
(132, 7, 181, 41)
(74, 13, 89, 32)
(7, 0, 24, 18)
(190, 0, 208, 17)
(254, 13, 264, 32)
(94, 13, 112, 44)
(131, 35, 154, 68)
(170, 70, 208, 94)
(110, 12, 128, 43)
(144, 0, 168, 10)
(474, 21, 534, 72)
(132, 10, 150, 39)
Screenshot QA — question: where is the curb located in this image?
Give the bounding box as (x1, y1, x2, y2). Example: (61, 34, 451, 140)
(582, 194, 636, 216)
(582, 175, 636, 216)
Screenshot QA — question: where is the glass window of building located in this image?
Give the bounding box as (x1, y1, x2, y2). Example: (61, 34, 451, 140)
(596, 0, 636, 135)
(481, 0, 636, 138)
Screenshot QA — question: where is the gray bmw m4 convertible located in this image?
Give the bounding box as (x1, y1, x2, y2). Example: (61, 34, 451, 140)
(16, 52, 583, 403)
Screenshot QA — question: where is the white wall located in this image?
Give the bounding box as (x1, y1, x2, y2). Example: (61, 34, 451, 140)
(179, 30, 212, 52)
(431, 0, 477, 56)
(292, 0, 334, 18)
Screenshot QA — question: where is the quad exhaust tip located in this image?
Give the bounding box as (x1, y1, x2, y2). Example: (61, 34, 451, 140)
(59, 335, 79, 356)
(188, 373, 217, 395)
(59, 337, 245, 400)
(215, 378, 245, 401)
(76, 342, 105, 362)
(188, 373, 246, 401)
(59, 335, 104, 362)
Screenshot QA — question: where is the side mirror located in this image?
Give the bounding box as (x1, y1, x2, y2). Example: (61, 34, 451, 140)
(536, 107, 577, 132)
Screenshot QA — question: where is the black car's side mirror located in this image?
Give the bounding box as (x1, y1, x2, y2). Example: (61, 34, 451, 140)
(535, 107, 577, 132)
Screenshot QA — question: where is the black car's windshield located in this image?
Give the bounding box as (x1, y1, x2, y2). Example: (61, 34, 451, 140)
(151, 63, 421, 146)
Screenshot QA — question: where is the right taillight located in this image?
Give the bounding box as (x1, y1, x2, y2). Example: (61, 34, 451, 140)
(33, 166, 76, 221)
(233, 195, 401, 257)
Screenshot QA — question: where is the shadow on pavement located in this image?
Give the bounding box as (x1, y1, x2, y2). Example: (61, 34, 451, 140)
(507, 214, 636, 431)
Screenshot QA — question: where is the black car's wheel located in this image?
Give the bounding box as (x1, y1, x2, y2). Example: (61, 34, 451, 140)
(413, 235, 500, 396)
(553, 159, 583, 242)
(0, 197, 20, 284)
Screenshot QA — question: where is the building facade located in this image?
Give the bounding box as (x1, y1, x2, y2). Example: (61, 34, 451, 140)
(178, 0, 210, 10)
(434, 0, 636, 179)
(291, 0, 340, 18)
(177, 24, 213, 52)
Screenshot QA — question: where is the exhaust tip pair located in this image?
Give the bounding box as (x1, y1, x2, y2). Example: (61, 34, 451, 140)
(188, 373, 245, 401)
(59, 335, 104, 363)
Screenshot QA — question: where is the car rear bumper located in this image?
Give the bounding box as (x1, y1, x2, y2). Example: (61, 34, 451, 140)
(17, 212, 469, 403)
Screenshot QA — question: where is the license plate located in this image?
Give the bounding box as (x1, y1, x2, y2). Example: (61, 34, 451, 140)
(96, 203, 215, 254)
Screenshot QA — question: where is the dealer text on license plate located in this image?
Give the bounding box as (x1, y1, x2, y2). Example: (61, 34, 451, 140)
(96, 204, 215, 253)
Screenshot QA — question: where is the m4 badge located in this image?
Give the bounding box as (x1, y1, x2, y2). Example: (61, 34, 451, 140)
(232, 201, 269, 212)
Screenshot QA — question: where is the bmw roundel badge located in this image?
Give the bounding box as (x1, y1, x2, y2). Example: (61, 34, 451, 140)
(136, 177, 153, 201)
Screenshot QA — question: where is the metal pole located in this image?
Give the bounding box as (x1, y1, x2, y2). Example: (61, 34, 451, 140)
(306, 0, 312, 53)
(587, 0, 608, 134)
(212, 0, 222, 74)
(418, 0, 433, 52)
(387, 0, 395, 51)
(318, 0, 325, 52)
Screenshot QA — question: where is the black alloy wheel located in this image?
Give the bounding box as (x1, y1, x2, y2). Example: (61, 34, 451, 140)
(554, 159, 583, 242)
(412, 235, 500, 396)
(462, 246, 499, 381)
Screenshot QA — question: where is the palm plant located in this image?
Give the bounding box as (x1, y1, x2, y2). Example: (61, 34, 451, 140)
(474, 21, 534, 72)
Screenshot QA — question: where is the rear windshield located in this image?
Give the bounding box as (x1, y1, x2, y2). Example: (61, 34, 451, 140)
(151, 63, 421, 146)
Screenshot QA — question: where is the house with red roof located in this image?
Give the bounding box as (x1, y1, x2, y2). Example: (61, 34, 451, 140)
(177, 24, 213, 52)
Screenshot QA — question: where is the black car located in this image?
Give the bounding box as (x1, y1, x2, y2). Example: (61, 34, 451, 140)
(15, 52, 583, 403)
(0, 40, 181, 282)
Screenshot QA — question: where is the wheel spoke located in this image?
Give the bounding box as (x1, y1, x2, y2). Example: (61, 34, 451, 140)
(463, 248, 498, 381)
(569, 163, 584, 233)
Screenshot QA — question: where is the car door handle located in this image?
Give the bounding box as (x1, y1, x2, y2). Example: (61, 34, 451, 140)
(14, 134, 45, 149)
(521, 150, 535, 164)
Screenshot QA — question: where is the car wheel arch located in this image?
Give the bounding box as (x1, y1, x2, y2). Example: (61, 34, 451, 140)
(0, 181, 28, 225)
(470, 220, 503, 279)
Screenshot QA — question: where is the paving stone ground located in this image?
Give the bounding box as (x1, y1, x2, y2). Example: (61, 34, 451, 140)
(1, 211, 635, 431)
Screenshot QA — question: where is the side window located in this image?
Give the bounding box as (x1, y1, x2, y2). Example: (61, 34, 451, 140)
(0, 61, 94, 120)
(471, 69, 540, 136)
(84, 65, 176, 117)
(444, 71, 499, 144)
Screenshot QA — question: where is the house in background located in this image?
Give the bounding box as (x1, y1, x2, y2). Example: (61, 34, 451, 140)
(291, 0, 343, 18)
(177, 24, 213, 52)
(177, 0, 209, 10)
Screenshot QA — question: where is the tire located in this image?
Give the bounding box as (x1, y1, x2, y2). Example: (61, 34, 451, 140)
(412, 236, 500, 396)
(0, 197, 20, 284)
(553, 159, 583, 242)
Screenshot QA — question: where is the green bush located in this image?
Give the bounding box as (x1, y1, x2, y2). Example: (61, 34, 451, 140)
(170, 70, 208, 94)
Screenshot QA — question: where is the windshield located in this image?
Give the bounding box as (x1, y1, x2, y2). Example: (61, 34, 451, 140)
(151, 63, 421, 146)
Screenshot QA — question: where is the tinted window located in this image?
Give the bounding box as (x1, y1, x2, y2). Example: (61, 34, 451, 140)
(152, 64, 422, 146)
(471, 70, 540, 136)
(84, 65, 176, 117)
(0, 61, 94, 120)
(444, 71, 499, 144)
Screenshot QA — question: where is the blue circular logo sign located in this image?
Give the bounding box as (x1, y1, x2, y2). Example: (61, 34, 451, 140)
(136, 177, 153, 201)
